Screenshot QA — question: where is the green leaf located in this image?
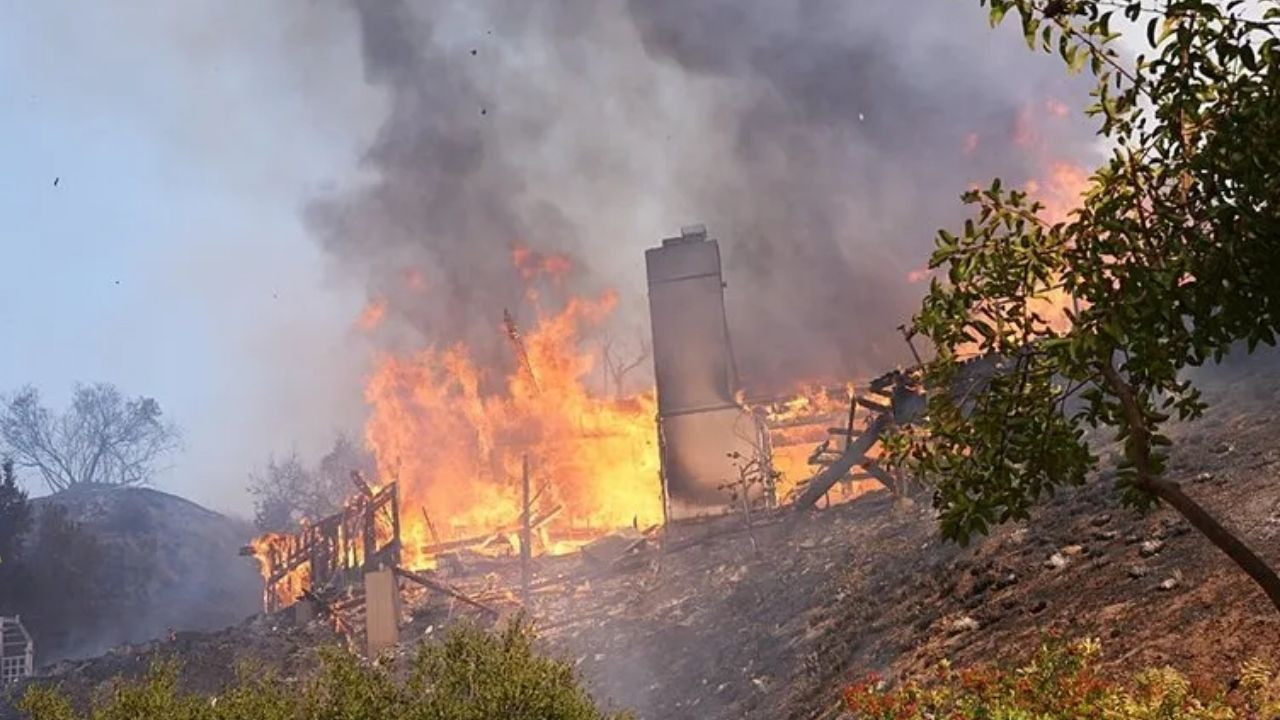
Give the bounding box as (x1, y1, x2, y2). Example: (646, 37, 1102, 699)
(990, 4, 1009, 26)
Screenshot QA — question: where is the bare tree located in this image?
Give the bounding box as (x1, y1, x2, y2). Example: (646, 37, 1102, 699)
(249, 433, 376, 532)
(0, 384, 181, 493)
(248, 452, 314, 533)
(600, 335, 650, 397)
(313, 431, 376, 516)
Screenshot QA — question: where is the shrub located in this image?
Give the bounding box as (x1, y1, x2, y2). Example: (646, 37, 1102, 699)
(844, 639, 1279, 720)
(17, 620, 631, 720)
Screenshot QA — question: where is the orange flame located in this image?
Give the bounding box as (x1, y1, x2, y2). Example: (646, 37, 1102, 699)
(356, 298, 387, 332)
(364, 288, 663, 568)
(746, 383, 884, 504)
(246, 532, 311, 610)
(512, 244, 574, 284)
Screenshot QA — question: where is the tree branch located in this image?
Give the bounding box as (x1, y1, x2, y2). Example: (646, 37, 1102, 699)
(1100, 359, 1280, 611)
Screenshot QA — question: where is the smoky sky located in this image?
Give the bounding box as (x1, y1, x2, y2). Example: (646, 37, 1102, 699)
(307, 0, 1099, 392)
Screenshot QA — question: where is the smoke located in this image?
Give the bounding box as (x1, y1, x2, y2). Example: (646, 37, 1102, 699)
(308, 0, 1099, 391)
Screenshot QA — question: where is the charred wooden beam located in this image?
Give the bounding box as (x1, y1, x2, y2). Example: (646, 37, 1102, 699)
(394, 566, 499, 618)
(793, 412, 892, 511)
(350, 470, 375, 499)
(855, 396, 891, 413)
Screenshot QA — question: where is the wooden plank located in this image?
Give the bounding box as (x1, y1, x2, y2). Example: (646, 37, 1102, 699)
(793, 412, 892, 511)
(350, 470, 375, 499)
(855, 396, 891, 413)
(393, 566, 499, 618)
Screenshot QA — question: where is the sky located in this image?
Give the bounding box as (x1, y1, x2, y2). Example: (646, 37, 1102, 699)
(0, 3, 382, 515)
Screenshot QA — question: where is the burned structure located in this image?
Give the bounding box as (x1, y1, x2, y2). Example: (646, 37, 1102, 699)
(241, 226, 918, 652)
(244, 476, 401, 613)
(0, 616, 33, 685)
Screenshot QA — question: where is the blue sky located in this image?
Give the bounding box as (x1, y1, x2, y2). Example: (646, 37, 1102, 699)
(0, 3, 381, 515)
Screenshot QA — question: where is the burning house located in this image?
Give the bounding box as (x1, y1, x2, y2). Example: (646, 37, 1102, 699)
(647, 225, 908, 517)
(243, 225, 912, 643)
(243, 475, 401, 614)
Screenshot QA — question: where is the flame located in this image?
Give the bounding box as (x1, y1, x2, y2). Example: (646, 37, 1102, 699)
(1026, 161, 1090, 333)
(364, 288, 663, 569)
(747, 383, 884, 504)
(246, 532, 312, 610)
(1006, 100, 1093, 336)
(248, 252, 664, 605)
(512, 244, 573, 284)
(1027, 161, 1089, 225)
(356, 298, 387, 332)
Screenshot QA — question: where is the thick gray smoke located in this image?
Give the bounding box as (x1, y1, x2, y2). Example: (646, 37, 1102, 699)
(308, 0, 1099, 391)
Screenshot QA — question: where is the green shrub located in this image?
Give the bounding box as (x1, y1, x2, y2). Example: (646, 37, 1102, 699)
(17, 620, 631, 720)
(844, 639, 1279, 720)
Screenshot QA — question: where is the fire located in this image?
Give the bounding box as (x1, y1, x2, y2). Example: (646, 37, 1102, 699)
(1026, 161, 1090, 225)
(356, 298, 387, 332)
(246, 532, 311, 610)
(1007, 100, 1093, 335)
(364, 288, 663, 568)
(747, 383, 883, 504)
(511, 244, 573, 284)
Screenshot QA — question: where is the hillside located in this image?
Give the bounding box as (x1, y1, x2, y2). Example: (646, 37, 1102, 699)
(3, 361, 1277, 719)
(8, 486, 261, 663)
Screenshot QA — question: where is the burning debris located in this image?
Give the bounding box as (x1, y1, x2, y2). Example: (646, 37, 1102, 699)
(243, 476, 401, 614)
(241, 226, 925, 669)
